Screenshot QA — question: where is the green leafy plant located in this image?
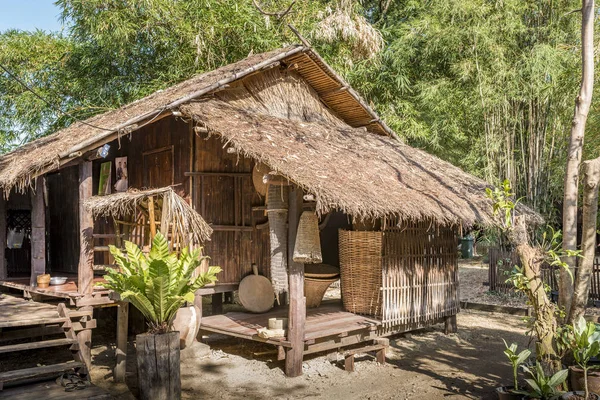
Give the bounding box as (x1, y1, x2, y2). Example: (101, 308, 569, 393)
(503, 339, 531, 391)
(519, 361, 568, 399)
(102, 232, 221, 334)
(570, 316, 600, 399)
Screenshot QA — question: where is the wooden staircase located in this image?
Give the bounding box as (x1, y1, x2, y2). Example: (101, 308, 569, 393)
(0, 301, 95, 389)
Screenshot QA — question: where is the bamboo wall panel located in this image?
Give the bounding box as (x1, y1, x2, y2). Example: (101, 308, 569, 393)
(488, 248, 558, 295)
(381, 221, 459, 332)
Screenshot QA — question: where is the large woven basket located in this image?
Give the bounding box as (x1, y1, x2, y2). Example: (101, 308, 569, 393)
(338, 230, 382, 317)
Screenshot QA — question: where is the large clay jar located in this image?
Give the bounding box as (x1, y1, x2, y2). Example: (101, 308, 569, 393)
(570, 365, 600, 395)
(172, 305, 201, 350)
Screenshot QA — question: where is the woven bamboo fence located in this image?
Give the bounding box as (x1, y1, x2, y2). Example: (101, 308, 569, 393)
(488, 248, 558, 295)
(339, 220, 460, 334)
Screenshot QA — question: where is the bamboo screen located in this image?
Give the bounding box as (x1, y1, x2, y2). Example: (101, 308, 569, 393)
(381, 220, 460, 331)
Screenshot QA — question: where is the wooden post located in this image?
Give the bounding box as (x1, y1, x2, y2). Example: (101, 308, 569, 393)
(444, 314, 457, 334)
(147, 196, 157, 241)
(30, 177, 46, 286)
(211, 293, 223, 315)
(114, 302, 129, 382)
(285, 186, 306, 377)
(78, 161, 94, 370)
(0, 190, 6, 280)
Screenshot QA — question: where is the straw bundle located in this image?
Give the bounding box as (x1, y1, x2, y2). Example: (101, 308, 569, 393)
(85, 187, 213, 245)
(293, 211, 322, 264)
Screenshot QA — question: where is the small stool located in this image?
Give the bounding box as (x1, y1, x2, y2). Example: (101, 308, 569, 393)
(343, 338, 389, 372)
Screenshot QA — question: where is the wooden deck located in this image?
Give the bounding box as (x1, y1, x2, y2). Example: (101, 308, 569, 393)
(200, 302, 381, 354)
(0, 276, 113, 307)
(0, 379, 112, 399)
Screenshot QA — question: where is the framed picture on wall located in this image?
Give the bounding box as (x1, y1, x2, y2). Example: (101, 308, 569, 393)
(114, 157, 128, 192)
(98, 162, 112, 196)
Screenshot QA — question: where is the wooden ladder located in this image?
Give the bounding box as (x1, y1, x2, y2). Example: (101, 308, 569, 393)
(0, 303, 95, 389)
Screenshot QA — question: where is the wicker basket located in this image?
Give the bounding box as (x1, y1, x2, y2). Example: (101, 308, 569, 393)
(338, 229, 382, 317)
(293, 211, 322, 264)
(304, 277, 339, 308)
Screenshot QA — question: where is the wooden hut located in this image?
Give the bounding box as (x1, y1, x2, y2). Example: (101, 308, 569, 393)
(0, 44, 537, 378)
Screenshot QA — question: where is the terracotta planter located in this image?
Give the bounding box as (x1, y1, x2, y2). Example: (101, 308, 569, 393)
(172, 305, 201, 350)
(570, 366, 600, 395)
(136, 331, 181, 400)
(496, 386, 522, 400)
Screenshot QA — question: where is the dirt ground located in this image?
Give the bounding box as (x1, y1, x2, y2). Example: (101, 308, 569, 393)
(90, 309, 529, 400)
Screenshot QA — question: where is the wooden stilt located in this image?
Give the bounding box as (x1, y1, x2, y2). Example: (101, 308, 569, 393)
(211, 293, 223, 315)
(0, 190, 6, 280)
(114, 302, 129, 382)
(284, 186, 305, 377)
(30, 178, 46, 287)
(78, 162, 94, 371)
(444, 314, 457, 334)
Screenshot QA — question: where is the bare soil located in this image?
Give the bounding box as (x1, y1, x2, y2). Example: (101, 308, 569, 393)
(90, 309, 529, 400)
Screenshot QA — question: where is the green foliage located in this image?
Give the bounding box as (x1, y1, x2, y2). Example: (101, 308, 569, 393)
(567, 317, 600, 399)
(502, 339, 531, 391)
(101, 232, 221, 334)
(519, 361, 567, 399)
(485, 179, 519, 229)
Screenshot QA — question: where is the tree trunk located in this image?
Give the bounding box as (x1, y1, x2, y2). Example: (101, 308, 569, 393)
(137, 331, 181, 400)
(511, 217, 560, 370)
(568, 157, 600, 323)
(560, 0, 595, 318)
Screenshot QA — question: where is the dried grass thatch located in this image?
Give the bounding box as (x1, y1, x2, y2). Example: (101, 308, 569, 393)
(85, 187, 213, 244)
(182, 97, 538, 227)
(0, 45, 391, 194)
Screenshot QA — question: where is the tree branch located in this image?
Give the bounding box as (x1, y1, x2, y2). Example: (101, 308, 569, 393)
(252, 0, 296, 19)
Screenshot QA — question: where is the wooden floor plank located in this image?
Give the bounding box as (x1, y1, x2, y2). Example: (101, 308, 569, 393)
(0, 338, 77, 354)
(200, 302, 382, 344)
(0, 362, 84, 383)
(0, 379, 111, 399)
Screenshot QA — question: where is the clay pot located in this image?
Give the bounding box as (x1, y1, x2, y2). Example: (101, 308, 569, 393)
(496, 386, 522, 400)
(570, 366, 600, 396)
(172, 305, 201, 350)
(36, 274, 50, 288)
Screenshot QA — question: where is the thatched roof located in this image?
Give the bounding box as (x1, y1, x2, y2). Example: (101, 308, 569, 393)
(85, 187, 212, 243)
(0, 44, 539, 227)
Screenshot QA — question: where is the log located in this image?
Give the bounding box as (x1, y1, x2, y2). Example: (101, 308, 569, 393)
(285, 186, 306, 377)
(136, 332, 181, 400)
(30, 177, 46, 286)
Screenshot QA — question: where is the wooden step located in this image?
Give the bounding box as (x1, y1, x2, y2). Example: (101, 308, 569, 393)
(0, 317, 68, 329)
(0, 338, 78, 354)
(0, 361, 85, 384)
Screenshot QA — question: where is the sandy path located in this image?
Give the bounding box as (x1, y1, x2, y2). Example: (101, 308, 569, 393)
(91, 310, 528, 399)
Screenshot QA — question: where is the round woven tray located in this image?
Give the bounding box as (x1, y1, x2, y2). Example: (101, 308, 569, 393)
(304, 276, 339, 308)
(304, 264, 340, 279)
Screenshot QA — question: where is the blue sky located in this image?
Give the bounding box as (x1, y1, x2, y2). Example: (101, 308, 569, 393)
(0, 1, 63, 32)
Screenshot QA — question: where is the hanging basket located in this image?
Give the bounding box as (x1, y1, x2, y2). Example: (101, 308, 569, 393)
(293, 211, 322, 264)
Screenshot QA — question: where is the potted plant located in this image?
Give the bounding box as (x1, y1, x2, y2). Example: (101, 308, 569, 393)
(103, 232, 221, 400)
(519, 361, 568, 399)
(497, 340, 531, 399)
(564, 317, 600, 400)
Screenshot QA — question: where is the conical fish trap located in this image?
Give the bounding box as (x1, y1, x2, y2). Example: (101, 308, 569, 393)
(293, 211, 322, 264)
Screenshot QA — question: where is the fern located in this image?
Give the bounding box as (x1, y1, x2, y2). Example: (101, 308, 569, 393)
(101, 232, 221, 334)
